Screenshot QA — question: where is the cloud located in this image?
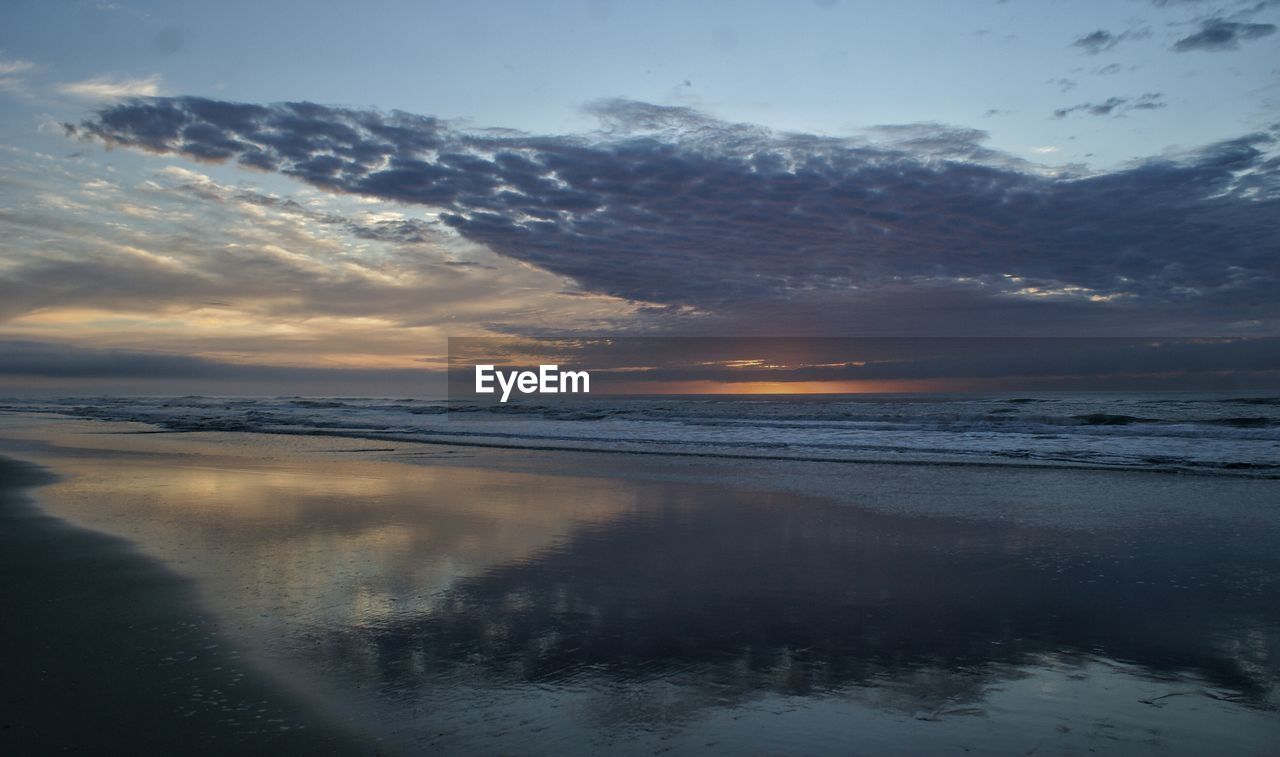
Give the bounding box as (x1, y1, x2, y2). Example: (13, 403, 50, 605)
(1072, 28, 1150, 54)
(66, 97, 1280, 335)
(1053, 93, 1166, 118)
(0, 338, 442, 394)
(1073, 30, 1120, 54)
(56, 74, 162, 101)
(1151, 0, 1280, 10)
(1172, 19, 1278, 51)
(0, 59, 33, 76)
(0, 154, 642, 368)
(0, 338, 291, 379)
(0, 57, 35, 96)
(452, 336, 1280, 389)
(860, 122, 1020, 165)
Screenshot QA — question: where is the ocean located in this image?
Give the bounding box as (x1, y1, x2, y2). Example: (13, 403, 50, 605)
(5, 392, 1279, 477)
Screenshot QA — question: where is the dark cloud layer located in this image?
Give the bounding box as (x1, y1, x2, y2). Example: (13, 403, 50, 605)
(1172, 19, 1277, 51)
(8, 333, 1279, 394)
(0, 339, 423, 381)
(69, 97, 1280, 335)
(450, 337, 1280, 391)
(0, 339, 439, 394)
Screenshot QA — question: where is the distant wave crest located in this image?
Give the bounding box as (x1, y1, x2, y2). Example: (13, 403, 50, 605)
(3, 394, 1279, 477)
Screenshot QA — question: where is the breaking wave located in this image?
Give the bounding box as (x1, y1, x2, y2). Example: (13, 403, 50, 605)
(3, 393, 1279, 477)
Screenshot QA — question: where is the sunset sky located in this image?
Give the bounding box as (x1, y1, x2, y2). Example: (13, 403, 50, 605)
(1, 0, 1278, 394)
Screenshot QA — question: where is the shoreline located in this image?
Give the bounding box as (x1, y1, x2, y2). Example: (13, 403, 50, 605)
(4, 394, 1277, 480)
(4, 409, 1278, 533)
(1, 411, 1277, 754)
(0, 453, 372, 755)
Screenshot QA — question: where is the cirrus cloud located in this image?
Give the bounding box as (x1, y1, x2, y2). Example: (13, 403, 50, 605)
(57, 74, 162, 101)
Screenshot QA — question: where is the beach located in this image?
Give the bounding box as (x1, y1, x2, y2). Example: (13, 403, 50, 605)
(1, 409, 1278, 755)
(0, 428, 363, 754)
(7, 0, 1280, 751)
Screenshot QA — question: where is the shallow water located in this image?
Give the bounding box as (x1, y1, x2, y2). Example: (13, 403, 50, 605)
(6, 392, 1280, 476)
(2, 413, 1278, 754)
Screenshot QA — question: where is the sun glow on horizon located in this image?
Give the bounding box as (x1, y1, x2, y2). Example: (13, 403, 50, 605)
(602, 379, 968, 395)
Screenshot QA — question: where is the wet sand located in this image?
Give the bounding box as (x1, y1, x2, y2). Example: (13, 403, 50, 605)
(0, 453, 369, 754)
(1, 412, 1278, 755)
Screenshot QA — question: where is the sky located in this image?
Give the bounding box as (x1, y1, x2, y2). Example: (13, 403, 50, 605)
(1, 0, 1278, 393)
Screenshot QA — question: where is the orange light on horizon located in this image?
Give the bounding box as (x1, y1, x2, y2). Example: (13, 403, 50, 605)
(601, 378, 970, 395)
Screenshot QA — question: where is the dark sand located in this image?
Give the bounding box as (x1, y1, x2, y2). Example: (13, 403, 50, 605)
(0, 455, 370, 754)
(1, 412, 1278, 755)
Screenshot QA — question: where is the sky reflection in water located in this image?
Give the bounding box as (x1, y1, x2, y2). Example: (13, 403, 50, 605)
(8, 418, 1278, 754)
